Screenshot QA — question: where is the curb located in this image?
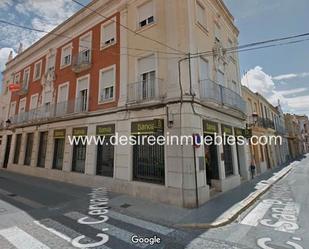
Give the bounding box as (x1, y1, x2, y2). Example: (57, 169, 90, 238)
(176, 166, 293, 229)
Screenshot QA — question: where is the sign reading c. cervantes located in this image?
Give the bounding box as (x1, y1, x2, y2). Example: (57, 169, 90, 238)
(221, 125, 233, 136)
(203, 120, 218, 134)
(131, 119, 164, 135)
(96, 124, 115, 136)
(54, 129, 66, 139)
(72, 127, 88, 137)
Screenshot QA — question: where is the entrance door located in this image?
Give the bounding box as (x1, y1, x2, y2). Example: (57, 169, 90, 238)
(204, 134, 219, 187)
(223, 143, 234, 177)
(3, 135, 12, 168)
(97, 136, 114, 177)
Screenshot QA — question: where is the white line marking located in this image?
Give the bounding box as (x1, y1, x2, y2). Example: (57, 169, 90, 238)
(34, 220, 72, 243)
(0, 226, 50, 249)
(108, 210, 174, 235)
(240, 202, 272, 226)
(65, 211, 147, 248)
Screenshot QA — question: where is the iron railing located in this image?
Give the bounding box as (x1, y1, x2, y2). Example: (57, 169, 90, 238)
(199, 79, 246, 113)
(72, 50, 92, 73)
(10, 97, 88, 125)
(248, 116, 275, 130)
(128, 78, 161, 103)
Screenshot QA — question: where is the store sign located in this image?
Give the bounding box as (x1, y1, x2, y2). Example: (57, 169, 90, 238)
(96, 124, 115, 136)
(72, 127, 88, 137)
(131, 119, 164, 135)
(222, 125, 233, 135)
(54, 129, 66, 139)
(203, 120, 218, 133)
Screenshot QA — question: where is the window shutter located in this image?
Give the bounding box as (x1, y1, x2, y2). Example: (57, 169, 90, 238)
(138, 55, 155, 74)
(80, 34, 91, 51)
(44, 91, 52, 103)
(197, 2, 205, 26)
(103, 22, 115, 44)
(78, 77, 88, 91)
(102, 68, 115, 87)
(30, 95, 38, 110)
(139, 1, 153, 22)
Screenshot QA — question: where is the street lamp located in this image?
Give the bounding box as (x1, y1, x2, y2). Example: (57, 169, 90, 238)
(252, 112, 258, 125)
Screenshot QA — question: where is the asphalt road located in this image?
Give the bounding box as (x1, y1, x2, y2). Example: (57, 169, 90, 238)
(0, 170, 200, 249)
(0, 156, 308, 249)
(187, 156, 309, 249)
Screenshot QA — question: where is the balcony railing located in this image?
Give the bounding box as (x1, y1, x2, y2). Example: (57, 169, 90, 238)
(72, 49, 92, 73)
(249, 116, 275, 130)
(128, 78, 162, 103)
(199, 79, 246, 114)
(10, 98, 88, 126)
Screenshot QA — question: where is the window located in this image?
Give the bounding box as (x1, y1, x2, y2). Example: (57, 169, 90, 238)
(30, 94, 38, 110)
(9, 102, 16, 118)
(46, 54, 55, 72)
(138, 54, 156, 100)
(24, 133, 34, 166)
(72, 128, 87, 174)
(14, 73, 20, 84)
(216, 69, 225, 86)
(22, 68, 30, 89)
(101, 21, 116, 47)
(61, 44, 72, 67)
(214, 23, 221, 42)
(99, 66, 115, 102)
(199, 57, 210, 81)
(138, 1, 154, 28)
(37, 132, 48, 168)
(196, 1, 206, 28)
(33, 61, 42, 81)
(76, 76, 89, 112)
(53, 138, 65, 170)
(18, 98, 26, 114)
(13, 134, 22, 164)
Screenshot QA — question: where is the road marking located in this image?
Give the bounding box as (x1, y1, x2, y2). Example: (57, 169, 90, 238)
(65, 211, 147, 248)
(108, 210, 174, 235)
(0, 226, 50, 249)
(240, 202, 273, 226)
(34, 220, 72, 243)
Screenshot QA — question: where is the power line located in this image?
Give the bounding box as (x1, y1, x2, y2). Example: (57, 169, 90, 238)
(70, 0, 186, 55)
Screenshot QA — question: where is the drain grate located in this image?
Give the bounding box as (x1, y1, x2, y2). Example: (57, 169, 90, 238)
(7, 193, 17, 197)
(120, 203, 131, 209)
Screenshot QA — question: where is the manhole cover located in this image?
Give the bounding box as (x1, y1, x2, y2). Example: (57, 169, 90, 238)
(120, 203, 131, 208)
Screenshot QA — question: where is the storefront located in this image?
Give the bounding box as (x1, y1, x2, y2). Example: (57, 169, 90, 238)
(37, 131, 48, 168)
(203, 120, 219, 187)
(96, 124, 115, 177)
(3, 135, 12, 168)
(131, 119, 165, 185)
(221, 125, 234, 177)
(13, 134, 22, 164)
(72, 127, 87, 173)
(53, 129, 65, 170)
(24, 133, 34, 166)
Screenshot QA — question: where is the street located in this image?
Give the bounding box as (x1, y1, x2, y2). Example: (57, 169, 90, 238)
(187, 156, 309, 249)
(0, 156, 307, 249)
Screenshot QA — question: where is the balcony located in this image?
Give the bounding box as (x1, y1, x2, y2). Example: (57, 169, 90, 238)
(199, 79, 246, 114)
(127, 78, 162, 103)
(72, 50, 92, 73)
(10, 98, 88, 126)
(249, 116, 275, 130)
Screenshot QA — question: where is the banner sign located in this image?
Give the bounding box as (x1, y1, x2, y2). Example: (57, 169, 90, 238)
(203, 120, 218, 134)
(96, 124, 115, 136)
(72, 127, 88, 137)
(54, 129, 66, 139)
(131, 119, 164, 135)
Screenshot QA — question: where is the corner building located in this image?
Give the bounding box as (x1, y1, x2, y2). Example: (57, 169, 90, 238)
(0, 0, 249, 207)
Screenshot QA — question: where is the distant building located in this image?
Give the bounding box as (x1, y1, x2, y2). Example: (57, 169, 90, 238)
(295, 115, 309, 154)
(285, 114, 302, 159)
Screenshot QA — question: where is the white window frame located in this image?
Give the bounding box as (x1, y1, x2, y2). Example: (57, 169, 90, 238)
(23, 67, 30, 89)
(9, 101, 16, 117)
(60, 43, 72, 68)
(30, 93, 39, 110)
(137, 0, 156, 29)
(98, 65, 116, 104)
(57, 82, 70, 103)
(14, 72, 21, 84)
(79, 32, 92, 52)
(198, 56, 210, 81)
(196, 0, 207, 30)
(18, 98, 26, 114)
(46, 53, 56, 73)
(33, 60, 42, 81)
(100, 18, 117, 49)
(76, 74, 90, 103)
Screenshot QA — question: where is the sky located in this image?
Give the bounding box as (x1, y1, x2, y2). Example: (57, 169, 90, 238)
(0, 0, 309, 115)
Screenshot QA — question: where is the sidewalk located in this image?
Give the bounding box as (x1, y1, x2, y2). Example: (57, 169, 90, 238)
(107, 158, 304, 228)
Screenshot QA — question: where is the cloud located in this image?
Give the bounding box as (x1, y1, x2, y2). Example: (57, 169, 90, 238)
(241, 66, 309, 115)
(273, 72, 309, 80)
(0, 48, 16, 72)
(0, 0, 12, 9)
